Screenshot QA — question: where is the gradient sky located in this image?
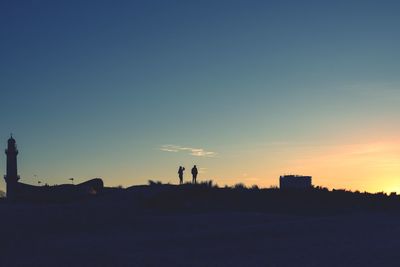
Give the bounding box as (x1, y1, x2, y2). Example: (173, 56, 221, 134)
(1, 0, 400, 193)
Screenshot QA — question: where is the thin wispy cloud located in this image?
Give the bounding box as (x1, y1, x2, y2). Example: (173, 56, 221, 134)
(161, 145, 217, 158)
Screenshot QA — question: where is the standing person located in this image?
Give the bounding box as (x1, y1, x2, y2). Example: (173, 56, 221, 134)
(178, 166, 185, 185)
(191, 165, 198, 184)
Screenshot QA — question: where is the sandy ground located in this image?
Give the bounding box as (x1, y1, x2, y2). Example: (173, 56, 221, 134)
(1, 201, 400, 267)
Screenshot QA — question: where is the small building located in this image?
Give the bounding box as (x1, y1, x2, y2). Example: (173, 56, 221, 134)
(279, 175, 312, 190)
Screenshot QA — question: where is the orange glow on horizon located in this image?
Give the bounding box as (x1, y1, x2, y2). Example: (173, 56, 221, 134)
(270, 139, 400, 193)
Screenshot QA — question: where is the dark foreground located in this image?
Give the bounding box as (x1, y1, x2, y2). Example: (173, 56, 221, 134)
(1, 185, 400, 266)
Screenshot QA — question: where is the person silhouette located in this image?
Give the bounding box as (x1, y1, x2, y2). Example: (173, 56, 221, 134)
(191, 165, 198, 184)
(178, 166, 185, 185)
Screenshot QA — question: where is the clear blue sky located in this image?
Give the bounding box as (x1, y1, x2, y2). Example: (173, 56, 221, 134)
(1, 1, 400, 192)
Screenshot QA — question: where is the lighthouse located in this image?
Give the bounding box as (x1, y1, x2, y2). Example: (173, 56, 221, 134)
(4, 135, 20, 199)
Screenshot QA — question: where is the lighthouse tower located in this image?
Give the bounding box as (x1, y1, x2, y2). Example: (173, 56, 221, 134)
(4, 135, 20, 199)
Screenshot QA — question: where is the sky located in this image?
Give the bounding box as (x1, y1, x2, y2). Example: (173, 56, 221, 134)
(1, 0, 400, 193)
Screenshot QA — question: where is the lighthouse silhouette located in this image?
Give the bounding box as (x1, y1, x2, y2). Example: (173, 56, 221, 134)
(4, 135, 20, 199)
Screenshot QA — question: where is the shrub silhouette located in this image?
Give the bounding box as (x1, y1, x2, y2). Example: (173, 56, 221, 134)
(234, 183, 246, 190)
(148, 180, 163, 186)
(134, 181, 400, 214)
(251, 185, 259, 190)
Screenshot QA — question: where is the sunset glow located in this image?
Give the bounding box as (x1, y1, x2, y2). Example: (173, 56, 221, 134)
(1, 1, 400, 194)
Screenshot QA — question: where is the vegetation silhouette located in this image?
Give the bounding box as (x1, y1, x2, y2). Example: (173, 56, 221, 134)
(110, 181, 400, 215)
